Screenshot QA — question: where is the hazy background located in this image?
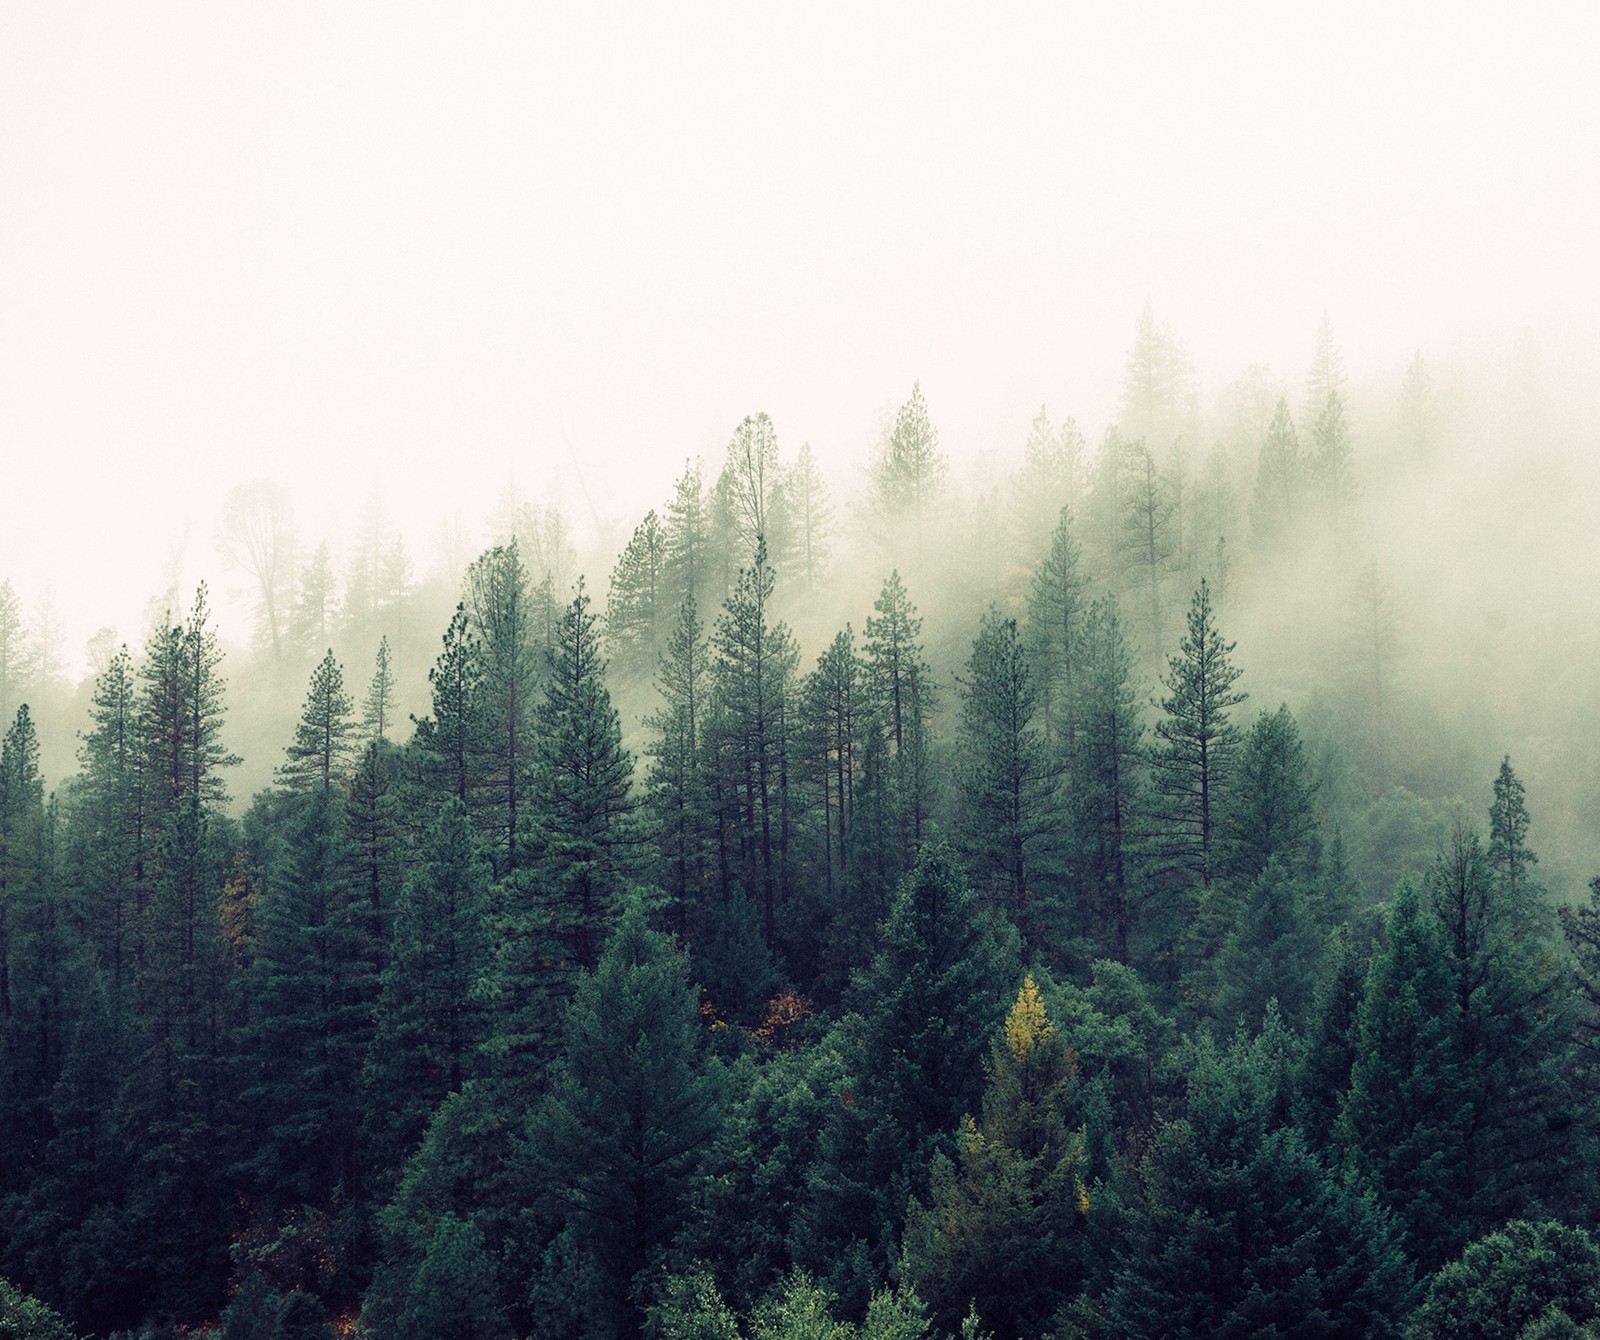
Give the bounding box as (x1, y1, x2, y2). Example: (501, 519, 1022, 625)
(3, 2, 1597, 668)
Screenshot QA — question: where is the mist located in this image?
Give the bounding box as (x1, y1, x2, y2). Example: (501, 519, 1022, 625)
(5, 6, 1600, 1335)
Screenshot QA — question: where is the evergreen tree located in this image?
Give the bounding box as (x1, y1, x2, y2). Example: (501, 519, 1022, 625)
(361, 799, 493, 1195)
(902, 977, 1090, 1338)
(1411, 1219, 1600, 1340)
(1251, 397, 1307, 553)
(1119, 440, 1177, 644)
(784, 443, 832, 594)
(1150, 579, 1245, 890)
(1025, 506, 1087, 750)
(873, 383, 947, 531)
(606, 510, 667, 669)
(799, 845, 1017, 1302)
(277, 650, 356, 795)
(533, 581, 640, 971)
(645, 597, 713, 939)
(1067, 596, 1146, 963)
(799, 627, 864, 924)
(862, 571, 935, 867)
(361, 636, 397, 744)
(290, 541, 338, 658)
(663, 459, 710, 612)
(1310, 389, 1357, 538)
(1338, 878, 1474, 1268)
(0, 580, 35, 724)
(721, 412, 788, 566)
(1215, 704, 1320, 887)
(1488, 755, 1540, 917)
(1103, 1011, 1414, 1339)
(1012, 408, 1084, 564)
(528, 903, 725, 1340)
(956, 609, 1059, 949)
(411, 604, 484, 810)
(464, 542, 540, 873)
(711, 542, 797, 948)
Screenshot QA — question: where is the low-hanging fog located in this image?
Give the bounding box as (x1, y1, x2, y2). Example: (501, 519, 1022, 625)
(3, 4, 1599, 884)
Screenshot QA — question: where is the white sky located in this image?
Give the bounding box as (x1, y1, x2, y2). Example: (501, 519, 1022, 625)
(3, 2, 1598, 666)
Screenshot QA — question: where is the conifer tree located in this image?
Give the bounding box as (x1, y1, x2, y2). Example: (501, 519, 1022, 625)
(1026, 506, 1087, 749)
(361, 635, 397, 743)
(784, 443, 832, 594)
(1068, 596, 1146, 963)
(533, 581, 640, 971)
(1150, 579, 1245, 890)
(902, 977, 1091, 1337)
(528, 903, 725, 1340)
(606, 509, 667, 668)
(361, 798, 493, 1195)
(711, 542, 797, 948)
(956, 609, 1059, 946)
(663, 459, 709, 612)
(1338, 878, 1473, 1268)
(277, 650, 356, 795)
(1488, 756, 1540, 916)
(1216, 704, 1320, 887)
(1251, 397, 1307, 553)
(645, 597, 713, 939)
(0, 580, 34, 724)
(862, 571, 935, 865)
(411, 603, 484, 810)
(1105, 1010, 1413, 1338)
(464, 542, 540, 873)
(799, 627, 862, 913)
(873, 383, 947, 530)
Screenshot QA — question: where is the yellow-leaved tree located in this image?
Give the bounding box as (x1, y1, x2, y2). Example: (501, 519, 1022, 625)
(901, 975, 1090, 1339)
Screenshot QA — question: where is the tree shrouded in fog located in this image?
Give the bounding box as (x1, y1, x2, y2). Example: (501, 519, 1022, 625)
(216, 480, 298, 661)
(873, 382, 947, 529)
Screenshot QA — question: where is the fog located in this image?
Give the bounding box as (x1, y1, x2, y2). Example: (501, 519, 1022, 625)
(3, 5, 1599, 876)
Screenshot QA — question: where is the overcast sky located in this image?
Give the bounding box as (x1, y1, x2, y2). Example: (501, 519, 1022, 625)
(3, 2, 1597, 667)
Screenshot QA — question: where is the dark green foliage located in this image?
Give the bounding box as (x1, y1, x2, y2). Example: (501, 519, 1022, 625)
(710, 541, 797, 949)
(532, 581, 640, 971)
(1026, 506, 1087, 749)
(797, 844, 1017, 1304)
(220, 1275, 333, 1340)
(1150, 578, 1245, 891)
(394, 1215, 512, 1340)
(411, 603, 484, 810)
(1338, 879, 1473, 1267)
(902, 978, 1090, 1339)
(646, 596, 714, 940)
(608, 510, 668, 670)
(1209, 859, 1329, 1031)
(862, 571, 935, 869)
(1066, 596, 1146, 964)
(1217, 704, 1320, 886)
(956, 609, 1060, 950)
(528, 902, 726, 1340)
(1102, 1010, 1414, 1339)
(277, 650, 355, 795)
(361, 798, 493, 1194)
(464, 542, 541, 872)
(1411, 1220, 1600, 1340)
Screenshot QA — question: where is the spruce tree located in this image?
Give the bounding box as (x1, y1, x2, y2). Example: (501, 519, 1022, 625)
(1025, 505, 1087, 750)
(956, 609, 1059, 948)
(528, 903, 725, 1340)
(532, 581, 639, 971)
(277, 650, 356, 795)
(862, 571, 935, 865)
(360, 635, 397, 744)
(1150, 578, 1245, 891)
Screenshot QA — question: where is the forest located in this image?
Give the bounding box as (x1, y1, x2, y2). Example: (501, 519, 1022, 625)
(3, 312, 1600, 1340)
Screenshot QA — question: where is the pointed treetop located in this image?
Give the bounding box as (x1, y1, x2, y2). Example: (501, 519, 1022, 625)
(1003, 975, 1053, 1066)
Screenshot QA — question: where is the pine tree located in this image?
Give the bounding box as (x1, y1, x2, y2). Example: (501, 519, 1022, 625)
(956, 609, 1059, 948)
(277, 650, 356, 795)
(902, 977, 1090, 1337)
(711, 542, 797, 948)
(361, 798, 494, 1196)
(533, 581, 640, 971)
(290, 541, 338, 657)
(1216, 704, 1320, 887)
(361, 636, 397, 743)
(1068, 596, 1147, 963)
(1251, 397, 1307, 553)
(528, 903, 725, 1340)
(873, 383, 947, 530)
(411, 604, 484, 810)
(606, 510, 667, 668)
(1150, 579, 1245, 890)
(1303, 311, 1348, 427)
(1105, 1011, 1414, 1338)
(1012, 408, 1084, 564)
(1488, 756, 1540, 917)
(799, 627, 863, 916)
(644, 597, 713, 939)
(862, 571, 936, 865)
(1025, 506, 1087, 749)
(1338, 878, 1474, 1268)
(0, 580, 35, 724)
(1310, 389, 1357, 539)
(464, 542, 541, 873)
(784, 443, 832, 594)
(663, 459, 710, 612)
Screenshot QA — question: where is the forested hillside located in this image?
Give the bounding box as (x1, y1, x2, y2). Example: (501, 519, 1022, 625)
(4, 320, 1600, 1339)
